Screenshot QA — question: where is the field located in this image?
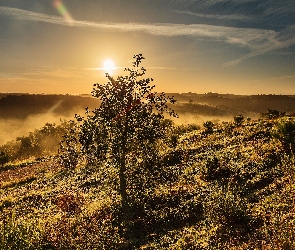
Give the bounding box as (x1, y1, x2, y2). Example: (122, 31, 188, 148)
(1, 106, 295, 249)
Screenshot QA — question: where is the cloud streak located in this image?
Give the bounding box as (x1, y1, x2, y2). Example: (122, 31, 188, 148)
(25, 69, 82, 78)
(173, 10, 253, 21)
(1, 6, 294, 65)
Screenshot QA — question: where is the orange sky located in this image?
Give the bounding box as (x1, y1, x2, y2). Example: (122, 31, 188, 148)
(0, 1, 295, 95)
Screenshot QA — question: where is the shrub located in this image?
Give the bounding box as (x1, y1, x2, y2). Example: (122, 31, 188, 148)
(0, 121, 69, 161)
(234, 114, 244, 127)
(203, 121, 214, 134)
(0, 151, 9, 166)
(272, 118, 295, 154)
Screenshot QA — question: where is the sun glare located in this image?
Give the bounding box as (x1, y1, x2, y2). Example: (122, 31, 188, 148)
(103, 59, 116, 73)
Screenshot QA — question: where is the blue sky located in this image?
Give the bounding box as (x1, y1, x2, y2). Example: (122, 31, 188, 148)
(0, 0, 295, 94)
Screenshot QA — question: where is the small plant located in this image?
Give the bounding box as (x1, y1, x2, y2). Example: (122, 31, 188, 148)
(0, 212, 43, 250)
(202, 157, 231, 182)
(234, 114, 244, 127)
(272, 118, 295, 154)
(0, 151, 9, 166)
(203, 121, 214, 134)
(264, 109, 286, 119)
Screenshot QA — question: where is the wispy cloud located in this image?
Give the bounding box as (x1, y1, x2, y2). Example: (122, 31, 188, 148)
(242, 74, 295, 84)
(147, 66, 195, 71)
(85, 67, 123, 71)
(85, 66, 193, 71)
(25, 68, 82, 78)
(0, 6, 70, 25)
(176, 0, 295, 25)
(0, 76, 50, 86)
(269, 74, 295, 81)
(1, 6, 294, 65)
(179, 0, 259, 10)
(173, 10, 253, 21)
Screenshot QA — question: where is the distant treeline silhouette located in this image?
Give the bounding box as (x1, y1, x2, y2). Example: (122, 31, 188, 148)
(0, 94, 100, 119)
(171, 93, 295, 114)
(1, 93, 295, 119)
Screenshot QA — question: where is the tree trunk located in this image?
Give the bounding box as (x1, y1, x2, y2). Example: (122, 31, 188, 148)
(119, 152, 129, 214)
(119, 111, 131, 226)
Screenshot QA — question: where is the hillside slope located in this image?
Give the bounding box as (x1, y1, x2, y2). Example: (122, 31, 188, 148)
(1, 117, 295, 249)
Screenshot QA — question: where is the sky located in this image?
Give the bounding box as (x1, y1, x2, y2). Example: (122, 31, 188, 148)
(0, 0, 295, 95)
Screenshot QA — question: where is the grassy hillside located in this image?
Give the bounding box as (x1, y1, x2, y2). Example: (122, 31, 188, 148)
(1, 116, 295, 249)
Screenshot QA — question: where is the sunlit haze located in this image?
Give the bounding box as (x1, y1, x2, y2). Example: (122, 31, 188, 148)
(0, 0, 295, 95)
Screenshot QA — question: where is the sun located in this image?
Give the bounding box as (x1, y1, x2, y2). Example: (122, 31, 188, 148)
(103, 59, 116, 73)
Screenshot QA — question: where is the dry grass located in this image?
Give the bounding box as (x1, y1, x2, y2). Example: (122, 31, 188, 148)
(1, 117, 295, 249)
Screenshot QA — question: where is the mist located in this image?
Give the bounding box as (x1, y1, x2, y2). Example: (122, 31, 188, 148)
(0, 109, 258, 146)
(168, 111, 259, 127)
(171, 114, 232, 126)
(0, 110, 85, 146)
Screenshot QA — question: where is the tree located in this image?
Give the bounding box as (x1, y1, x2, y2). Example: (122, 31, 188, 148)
(60, 54, 177, 228)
